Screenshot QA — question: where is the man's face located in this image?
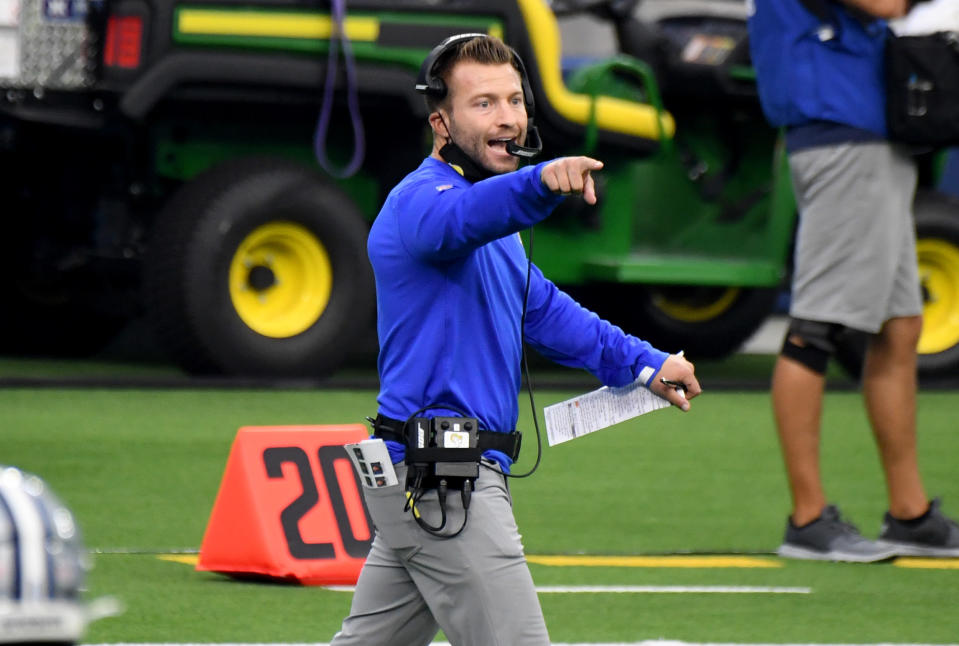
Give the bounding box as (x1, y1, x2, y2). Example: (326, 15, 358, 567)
(437, 61, 528, 175)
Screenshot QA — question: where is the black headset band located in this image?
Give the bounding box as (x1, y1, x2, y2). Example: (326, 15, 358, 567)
(414, 32, 536, 119)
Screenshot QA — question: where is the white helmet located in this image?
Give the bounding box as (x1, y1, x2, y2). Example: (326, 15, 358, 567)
(0, 466, 93, 644)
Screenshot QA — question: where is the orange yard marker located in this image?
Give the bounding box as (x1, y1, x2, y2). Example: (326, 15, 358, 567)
(197, 424, 372, 585)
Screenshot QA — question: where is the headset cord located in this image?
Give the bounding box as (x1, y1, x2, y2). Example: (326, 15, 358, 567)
(503, 226, 543, 480)
(411, 475, 447, 532)
(409, 475, 471, 538)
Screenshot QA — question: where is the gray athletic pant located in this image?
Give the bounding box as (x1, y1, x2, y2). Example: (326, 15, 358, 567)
(330, 461, 550, 646)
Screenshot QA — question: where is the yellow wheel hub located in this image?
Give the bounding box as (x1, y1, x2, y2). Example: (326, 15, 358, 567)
(917, 238, 959, 355)
(652, 287, 740, 323)
(229, 221, 332, 338)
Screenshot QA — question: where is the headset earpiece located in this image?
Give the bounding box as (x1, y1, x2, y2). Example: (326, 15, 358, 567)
(415, 32, 488, 99)
(427, 77, 447, 98)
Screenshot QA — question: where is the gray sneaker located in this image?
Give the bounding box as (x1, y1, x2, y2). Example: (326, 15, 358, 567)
(777, 504, 898, 562)
(876, 497, 959, 557)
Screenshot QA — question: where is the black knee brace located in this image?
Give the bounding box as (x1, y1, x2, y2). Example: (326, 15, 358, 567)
(780, 318, 836, 375)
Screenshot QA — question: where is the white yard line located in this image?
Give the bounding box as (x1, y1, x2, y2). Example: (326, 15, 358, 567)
(86, 641, 959, 646)
(537, 585, 810, 594)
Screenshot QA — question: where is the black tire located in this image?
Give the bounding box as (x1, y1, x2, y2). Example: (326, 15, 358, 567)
(143, 157, 374, 377)
(572, 283, 778, 358)
(914, 190, 959, 377)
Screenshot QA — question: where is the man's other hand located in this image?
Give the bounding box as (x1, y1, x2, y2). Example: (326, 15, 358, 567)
(650, 353, 702, 412)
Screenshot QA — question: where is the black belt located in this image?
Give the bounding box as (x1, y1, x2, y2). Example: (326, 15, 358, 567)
(373, 414, 522, 462)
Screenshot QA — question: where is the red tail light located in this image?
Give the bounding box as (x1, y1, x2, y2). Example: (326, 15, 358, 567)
(104, 15, 144, 69)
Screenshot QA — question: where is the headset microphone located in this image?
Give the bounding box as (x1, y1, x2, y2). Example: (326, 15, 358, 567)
(506, 125, 543, 158)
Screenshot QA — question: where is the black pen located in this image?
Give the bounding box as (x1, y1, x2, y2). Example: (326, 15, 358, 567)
(660, 378, 688, 392)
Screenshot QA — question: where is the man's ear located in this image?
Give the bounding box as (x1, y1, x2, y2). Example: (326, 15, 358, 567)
(429, 111, 449, 140)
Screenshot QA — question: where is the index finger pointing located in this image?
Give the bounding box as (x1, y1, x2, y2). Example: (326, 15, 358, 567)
(583, 172, 597, 205)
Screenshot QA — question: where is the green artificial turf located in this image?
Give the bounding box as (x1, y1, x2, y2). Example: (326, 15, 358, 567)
(81, 552, 959, 643)
(3, 386, 958, 643)
(0, 351, 842, 387)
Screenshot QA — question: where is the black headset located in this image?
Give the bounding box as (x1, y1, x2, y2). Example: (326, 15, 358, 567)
(415, 33, 543, 159)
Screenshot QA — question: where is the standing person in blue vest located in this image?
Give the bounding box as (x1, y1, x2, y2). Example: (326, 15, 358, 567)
(749, 0, 959, 562)
(329, 33, 699, 645)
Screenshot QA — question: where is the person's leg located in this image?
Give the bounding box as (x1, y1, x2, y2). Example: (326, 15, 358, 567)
(773, 334, 900, 561)
(330, 538, 439, 646)
(404, 462, 550, 646)
(772, 351, 827, 526)
(869, 319, 959, 557)
(774, 147, 837, 527)
(773, 143, 903, 561)
(780, 141, 907, 525)
(863, 315, 928, 519)
(331, 464, 440, 646)
(867, 147, 959, 555)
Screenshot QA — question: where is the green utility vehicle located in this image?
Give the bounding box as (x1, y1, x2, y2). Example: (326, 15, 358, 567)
(1, 0, 956, 377)
(560, 0, 959, 377)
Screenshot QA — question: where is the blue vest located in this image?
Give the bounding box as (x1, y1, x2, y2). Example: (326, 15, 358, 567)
(747, 0, 889, 135)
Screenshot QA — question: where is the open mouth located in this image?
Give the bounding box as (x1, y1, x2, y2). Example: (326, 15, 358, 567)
(488, 137, 514, 152)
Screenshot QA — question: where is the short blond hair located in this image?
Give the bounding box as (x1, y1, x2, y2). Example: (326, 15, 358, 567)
(425, 35, 519, 112)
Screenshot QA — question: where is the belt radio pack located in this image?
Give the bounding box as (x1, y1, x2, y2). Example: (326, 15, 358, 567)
(404, 415, 481, 538)
(406, 416, 481, 487)
(371, 411, 523, 538)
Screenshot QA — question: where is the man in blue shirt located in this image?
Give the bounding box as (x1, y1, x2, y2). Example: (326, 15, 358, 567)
(330, 34, 699, 645)
(749, 0, 959, 562)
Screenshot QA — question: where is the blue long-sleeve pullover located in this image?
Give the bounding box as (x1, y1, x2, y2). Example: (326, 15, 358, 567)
(368, 157, 668, 467)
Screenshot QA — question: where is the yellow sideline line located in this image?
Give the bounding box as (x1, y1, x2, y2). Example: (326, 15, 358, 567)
(893, 557, 959, 569)
(158, 554, 780, 569)
(159, 553, 959, 569)
(159, 554, 199, 565)
(526, 555, 781, 568)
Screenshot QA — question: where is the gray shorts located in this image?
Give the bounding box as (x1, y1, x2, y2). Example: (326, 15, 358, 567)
(788, 141, 922, 333)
